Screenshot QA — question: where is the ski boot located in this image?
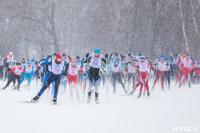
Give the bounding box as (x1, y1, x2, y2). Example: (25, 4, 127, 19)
(178, 83, 182, 88)
(53, 98, 57, 105)
(123, 89, 127, 94)
(143, 91, 146, 97)
(87, 92, 91, 103)
(2, 86, 7, 90)
(128, 89, 135, 95)
(95, 98, 99, 104)
(152, 85, 155, 89)
(31, 95, 40, 103)
(188, 82, 191, 88)
(137, 92, 142, 98)
(95, 93, 99, 104)
(14, 86, 19, 91)
(147, 91, 150, 97)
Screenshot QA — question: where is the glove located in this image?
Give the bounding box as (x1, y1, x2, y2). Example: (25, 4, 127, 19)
(46, 71, 50, 75)
(62, 72, 66, 75)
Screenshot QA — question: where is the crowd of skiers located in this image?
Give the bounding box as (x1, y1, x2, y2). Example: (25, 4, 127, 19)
(0, 49, 199, 104)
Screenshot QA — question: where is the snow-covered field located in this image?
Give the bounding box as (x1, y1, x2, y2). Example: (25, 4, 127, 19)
(0, 80, 199, 133)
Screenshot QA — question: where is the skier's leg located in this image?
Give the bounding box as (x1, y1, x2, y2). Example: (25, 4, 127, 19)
(118, 75, 126, 93)
(2, 75, 13, 89)
(168, 71, 170, 89)
(27, 73, 32, 87)
(112, 74, 116, 94)
(74, 77, 80, 102)
(94, 81, 99, 103)
(16, 75, 21, 90)
(53, 75, 61, 103)
(34, 74, 55, 100)
(87, 80, 93, 102)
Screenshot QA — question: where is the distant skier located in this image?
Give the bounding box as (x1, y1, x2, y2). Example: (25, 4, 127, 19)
(2, 62, 26, 91)
(129, 56, 153, 98)
(20, 61, 33, 88)
(194, 57, 200, 84)
(152, 56, 166, 90)
(0, 56, 4, 80)
(179, 55, 194, 88)
(67, 59, 85, 102)
(111, 60, 127, 94)
(176, 51, 187, 83)
(164, 57, 171, 89)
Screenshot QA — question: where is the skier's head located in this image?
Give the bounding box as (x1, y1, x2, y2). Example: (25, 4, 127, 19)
(160, 56, 165, 63)
(32, 56, 36, 61)
(21, 58, 25, 63)
(11, 60, 15, 65)
(196, 57, 199, 62)
(132, 56, 136, 61)
(138, 53, 142, 56)
(71, 59, 76, 66)
(16, 62, 22, 69)
(62, 52, 66, 57)
(27, 61, 32, 67)
(165, 57, 169, 63)
(174, 53, 177, 57)
(56, 53, 62, 63)
(114, 60, 119, 66)
(47, 54, 52, 60)
(128, 49, 131, 55)
(140, 56, 145, 62)
(9, 52, 13, 56)
(94, 48, 100, 58)
(76, 56, 80, 61)
(186, 54, 190, 60)
(182, 51, 187, 57)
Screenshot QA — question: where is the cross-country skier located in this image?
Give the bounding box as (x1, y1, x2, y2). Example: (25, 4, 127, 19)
(31, 53, 69, 104)
(111, 60, 127, 94)
(124, 50, 134, 64)
(2, 62, 26, 91)
(84, 48, 107, 104)
(152, 56, 166, 90)
(125, 58, 138, 91)
(176, 51, 187, 83)
(20, 61, 33, 88)
(194, 57, 200, 84)
(164, 57, 171, 89)
(68, 59, 85, 102)
(0, 57, 4, 80)
(129, 56, 153, 98)
(179, 55, 194, 88)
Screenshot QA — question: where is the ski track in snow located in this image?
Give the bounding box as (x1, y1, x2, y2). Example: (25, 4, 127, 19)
(0, 80, 199, 133)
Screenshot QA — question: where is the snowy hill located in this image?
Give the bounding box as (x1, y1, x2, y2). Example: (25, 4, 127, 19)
(0, 80, 199, 133)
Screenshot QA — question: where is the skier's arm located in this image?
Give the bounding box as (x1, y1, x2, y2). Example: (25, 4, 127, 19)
(62, 62, 69, 75)
(102, 57, 107, 64)
(176, 57, 181, 67)
(45, 62, 51, 75)
(8, 68, 15, 75)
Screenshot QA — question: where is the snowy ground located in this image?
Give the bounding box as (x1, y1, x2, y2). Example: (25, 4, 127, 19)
(0, 80, 199, 133)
